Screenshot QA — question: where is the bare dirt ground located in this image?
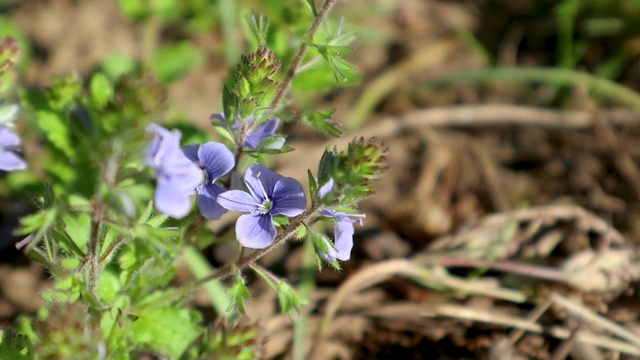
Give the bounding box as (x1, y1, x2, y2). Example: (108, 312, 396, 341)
(3, 0, 640, 359)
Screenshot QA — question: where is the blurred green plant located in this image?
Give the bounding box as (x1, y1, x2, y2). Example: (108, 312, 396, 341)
(0, 0, 384, 358)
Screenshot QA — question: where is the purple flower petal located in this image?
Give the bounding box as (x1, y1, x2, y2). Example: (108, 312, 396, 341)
(320, 209, 365, 261)
(0, 151, 26, 171)
(182, 143, 200, 163)
(271, 177, 306, 216)
(145, 124, 179, 168)
(197, 183, 228, 220)
(146, 124, 204, 218)
(334, 217, 356, 261)
(0, 126, 21, 147)
(235, 213, 276, 248)
(154, 177, 193, 218)
(244, 163, 282, 201)
(245, 118, 280, 149)
(198, 142, 234, 180)
(217, 190, 260, 212)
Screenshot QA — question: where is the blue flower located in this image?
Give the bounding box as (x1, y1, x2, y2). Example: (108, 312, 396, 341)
(217, 163, 306, 248)
(316, 178, 364, 261)
(211, 113, 283, 150)
(0, 125, 26, 171)
(319, 208, 364, 261)
(146, 124, 203, 219)
(183, 142, 235, 220)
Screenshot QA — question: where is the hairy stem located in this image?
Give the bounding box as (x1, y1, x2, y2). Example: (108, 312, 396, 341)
(271, 0, 339, 109)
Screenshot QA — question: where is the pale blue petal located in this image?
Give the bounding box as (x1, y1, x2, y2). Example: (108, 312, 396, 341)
(245, 118, 280, 149)
(334, 218, 355, 261)
(197, 183, 228, 220)
(217, 190, 260, 212)
(0, 151, 26, 171)
(155, 178, 193, 219)
(0, 126, 21, 147)
(145, 124, 180, 168)
(198, 142, 234, 180)
(171, 162, 204, 194)
(271, 177, 306, 216)
(318, 178, 334, 199)
(320, 208, 337, 218)
(182, 144, 200, 164)
(236, 214, 276, 248)
(244, 163, 281, 201)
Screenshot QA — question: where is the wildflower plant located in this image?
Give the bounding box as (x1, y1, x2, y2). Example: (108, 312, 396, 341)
(0, 0, 387, 358)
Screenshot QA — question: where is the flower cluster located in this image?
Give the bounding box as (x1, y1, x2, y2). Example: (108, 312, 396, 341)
(145, 119, 366, 262)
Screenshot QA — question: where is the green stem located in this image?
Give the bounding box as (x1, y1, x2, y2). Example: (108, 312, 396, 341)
(271, 0, 340, 109)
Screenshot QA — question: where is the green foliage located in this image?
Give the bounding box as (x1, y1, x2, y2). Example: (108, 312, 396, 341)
(152, 41, 204, 84)
(318, 138, 389, 205)
(184, 319, 264, 360)
(226, 277, 252, 314)
(131, 307, 202, 358)
(0, 1, 387, 358)
(301, 109, 343, 137)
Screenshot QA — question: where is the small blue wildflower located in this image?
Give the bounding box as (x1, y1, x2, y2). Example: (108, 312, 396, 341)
(319, 208, 365, 261)
(183, 142, 235, 220)
(217, 163, 306, 248)
(211, 112, 283, 150)
(317, 178, 364, 261)
(0, 125, 26, 171)
(146, 124, 203, 219)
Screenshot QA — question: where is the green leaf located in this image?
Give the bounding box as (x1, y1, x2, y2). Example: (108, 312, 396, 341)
(99, 53, 137, 80)
(301, 109, 342, 137)
(277, 281, 306, 317)
(0, 330, 30, 360)
(246, 12, 270, 44)
(152, 41, 204, 84)
(89, 72, 113, 108)
(307, 170, 318, 199)
(226, 277, 251, 314)
(63, 213, 91, 251)
(131, 308, 202, 359)
(98, 265, 122, 304)
(35, 111, 73, 158)
(117, 0, 148, 20)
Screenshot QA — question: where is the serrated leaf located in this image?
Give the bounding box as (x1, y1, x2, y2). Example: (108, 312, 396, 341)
(131, 307, 202, 359)
(226, 277, 251, 314)
(301, 109, 342, 137)
(35, 111, 73, 157)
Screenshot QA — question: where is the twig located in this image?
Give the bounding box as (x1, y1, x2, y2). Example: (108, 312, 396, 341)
(271, 0, 340, 109)
(414, 303, 640, 356)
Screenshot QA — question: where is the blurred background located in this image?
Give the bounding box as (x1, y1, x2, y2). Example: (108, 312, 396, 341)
(2, 0, 640, 358)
